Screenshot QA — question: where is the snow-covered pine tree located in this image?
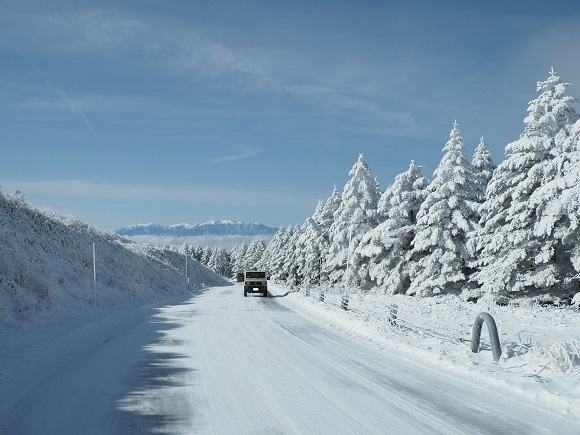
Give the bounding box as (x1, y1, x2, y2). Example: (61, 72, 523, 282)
(260, 227, 294, 281)
(295, 217, 326, 285)
(220, 247, 232, 277)
(290, 199, 327, 285)
(356, 160, 428, 293)
(325, 154, 381, 287)
(407, 121, 480, 296)
(201, 246, 212, 266)
(192, 244, 205, 262)
(471, 69, 579, 302)
(552, 119, 580, 284)
(244, 238, 266, 270)
(523, 68, 578, 141)
(255, 229, 281, 273)
(311, 199, 325, 226)
(315, 186, 341, 232)
(280, 225, 303, 285)
(312, 186, 341, 284)
(229, 243, 248, 274)
(463, 137, 496, 296)
(208, 247, 230, 277)
(207, 247, 218, 271)
(527, 118, 580, 295)
(292, 221, 307, 284)
(178, 242, 191, 256)
(471, 137, 495, 204)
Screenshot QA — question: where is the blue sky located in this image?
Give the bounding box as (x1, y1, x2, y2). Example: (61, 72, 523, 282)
(1, 0, 580, 231)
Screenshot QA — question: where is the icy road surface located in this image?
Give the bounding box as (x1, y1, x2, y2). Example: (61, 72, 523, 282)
(0, 284, 575, 434)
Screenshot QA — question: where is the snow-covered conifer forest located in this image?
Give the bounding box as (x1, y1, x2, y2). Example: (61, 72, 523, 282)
(234, 69, 580, 306)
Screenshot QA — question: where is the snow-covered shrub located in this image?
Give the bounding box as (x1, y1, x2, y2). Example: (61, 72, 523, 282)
(572, 292, 580, 309)
(501, 341, 532, 360)
(530, 340, 580, 375)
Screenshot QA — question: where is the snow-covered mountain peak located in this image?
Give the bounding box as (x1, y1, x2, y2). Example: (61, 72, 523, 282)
(116, 221, 278, 237)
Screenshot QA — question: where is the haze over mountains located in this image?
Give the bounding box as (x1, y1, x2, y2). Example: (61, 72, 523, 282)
(116, 220, 278, 251)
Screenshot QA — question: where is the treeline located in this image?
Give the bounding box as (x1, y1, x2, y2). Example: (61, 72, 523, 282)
(198, 70, 579, 305)
(176, 238, 267, 281)
(235, 69, 580, 305)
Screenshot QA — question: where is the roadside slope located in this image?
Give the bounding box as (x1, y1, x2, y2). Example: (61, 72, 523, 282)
(0, 192, 230, 327)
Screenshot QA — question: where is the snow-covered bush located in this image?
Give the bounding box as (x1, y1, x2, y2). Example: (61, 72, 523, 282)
(572, 292, 580, 309)
(530, 340, 580, 375)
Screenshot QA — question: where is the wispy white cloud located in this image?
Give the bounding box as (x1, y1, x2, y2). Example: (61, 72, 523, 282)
(212, 147, 265, 163)
(169, 35, 272, 86)
(58, 91, 94, 132)
(27, 9, 145, 53)
(12, 8, 421, 134)
(283, 83, 420, 133)
(21, 9, 271, 86)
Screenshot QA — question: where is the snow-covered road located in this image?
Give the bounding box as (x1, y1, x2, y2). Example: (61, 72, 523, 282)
(0, 285, 575, 434)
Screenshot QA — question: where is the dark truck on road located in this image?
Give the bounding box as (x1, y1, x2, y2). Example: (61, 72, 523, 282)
(243, 271, 268, 297)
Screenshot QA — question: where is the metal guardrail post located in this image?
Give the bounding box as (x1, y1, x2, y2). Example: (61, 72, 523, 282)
(388, 304, 398, 326)
(471, 312, 502, 362)
(341, 295, 349, 310)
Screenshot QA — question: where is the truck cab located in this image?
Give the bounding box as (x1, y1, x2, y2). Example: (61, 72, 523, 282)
(243, 271, 268, 297)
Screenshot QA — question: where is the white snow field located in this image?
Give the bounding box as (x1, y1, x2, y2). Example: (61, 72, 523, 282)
(1, 283, 578, 434)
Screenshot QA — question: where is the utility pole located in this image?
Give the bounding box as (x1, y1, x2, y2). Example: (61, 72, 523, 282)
(185, 253, 190, 288)
(93, 243, 97, 309)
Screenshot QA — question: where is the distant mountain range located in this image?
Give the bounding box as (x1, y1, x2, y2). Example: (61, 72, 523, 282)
(116, 220, 279, 237)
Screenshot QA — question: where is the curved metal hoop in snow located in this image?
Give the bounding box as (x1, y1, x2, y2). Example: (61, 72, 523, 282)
(471, 312, 501, 362)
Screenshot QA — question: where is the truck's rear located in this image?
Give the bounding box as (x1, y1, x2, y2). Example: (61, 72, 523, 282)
(243, 271, 268, 297)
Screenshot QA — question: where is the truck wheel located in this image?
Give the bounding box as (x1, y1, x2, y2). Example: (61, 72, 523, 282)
(263, 290, 267, 297)
(244, 288, 247, 297)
